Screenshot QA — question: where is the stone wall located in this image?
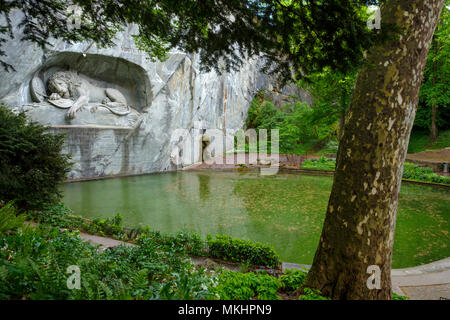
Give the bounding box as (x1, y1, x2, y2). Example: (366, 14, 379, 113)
(0, 10, 310, 180)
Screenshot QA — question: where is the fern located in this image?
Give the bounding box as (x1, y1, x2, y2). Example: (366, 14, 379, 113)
(0, 202, 25, 233)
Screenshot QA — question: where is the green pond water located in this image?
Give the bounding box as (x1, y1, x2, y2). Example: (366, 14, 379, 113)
(63, 171, 450, 268)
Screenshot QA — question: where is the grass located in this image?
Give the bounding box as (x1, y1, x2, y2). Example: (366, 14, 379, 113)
(301, 157, 336, 171)
(408, 129, 450, 154)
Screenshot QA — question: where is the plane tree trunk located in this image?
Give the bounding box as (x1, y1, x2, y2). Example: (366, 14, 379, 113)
(303, 0, 445, 300)
(430, 34, 439, 143)
(431, 104, 438, 142)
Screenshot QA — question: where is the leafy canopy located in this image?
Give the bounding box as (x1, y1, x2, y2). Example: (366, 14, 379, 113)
(415, 3, 450, 130)
(1, 0, 382, 79)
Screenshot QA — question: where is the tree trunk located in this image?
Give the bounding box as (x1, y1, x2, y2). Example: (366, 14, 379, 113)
(303, 0, 444, 300)
(431, 104, 438, 142)
(339, 107, 346, 141)
(430, 35, 439, 143)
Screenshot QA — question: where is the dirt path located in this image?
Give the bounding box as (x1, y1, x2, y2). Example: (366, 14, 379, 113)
(406, 148, 450, 163)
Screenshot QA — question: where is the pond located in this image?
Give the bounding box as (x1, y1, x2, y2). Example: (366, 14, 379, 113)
(63, 171, 450, 268)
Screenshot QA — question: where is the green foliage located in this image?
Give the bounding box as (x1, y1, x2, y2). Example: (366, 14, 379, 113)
(0, 202, 26, 234)
(28, 204, 131, 241)
(29, 205, 287, 267)
(416, 5, 450, 131)
(279, 269, 307, 291)
(0, 223, 216, 300)
(300, 157, 449, 185)
(299, 70, 356, 133)
(402, 162, 450, 185)
(279, 102, 319, 153)
(298, 288, 330, 300)
(0, 105, 72, 210)
(244, 96, 338, 155)
(392, 292, 409, 300)
(320, 140, 340, 155)
(157, 271, 217, 300)
(302, 157, 336, 171)
(408, 129, 450, 153)
(3, 204, 414, 301)
(137, 231, 207, 257)
(211, 270, 281, 300)
(1, 1, 384, 80)
(207, 234, 281, 269)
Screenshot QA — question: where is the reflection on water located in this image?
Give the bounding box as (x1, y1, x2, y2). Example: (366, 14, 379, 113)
(63, 171, 450, 268)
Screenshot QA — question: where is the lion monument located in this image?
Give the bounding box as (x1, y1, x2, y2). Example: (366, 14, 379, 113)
(31, 70, 136, 120)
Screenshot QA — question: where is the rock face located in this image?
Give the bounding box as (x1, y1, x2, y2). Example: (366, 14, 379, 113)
(0, 11, 309, 180)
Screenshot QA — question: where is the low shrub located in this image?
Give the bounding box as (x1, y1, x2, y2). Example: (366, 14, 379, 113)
(211, 270, 281, 300)
(300, 159, 449, 185)
(2, 204, 409, 300)
(320, 140, 339, 155)
(392, 292, 409, 300)
(279, 269, 307, 291)
(207, 234, 281, 268)
(301, 156, 336, 171)
(136, 230, 207, 257)
(29, 205, 283, 267)
(298, 288, 330, 300)
(402, 162, 450, 185)
(0, 208, 216, 300)
(0, 202, 26, 234)
(28, 203, 145, 241)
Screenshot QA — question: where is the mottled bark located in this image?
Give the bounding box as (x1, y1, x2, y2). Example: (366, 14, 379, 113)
(303, 0, 444, 300)
(339, 107, 346, 140)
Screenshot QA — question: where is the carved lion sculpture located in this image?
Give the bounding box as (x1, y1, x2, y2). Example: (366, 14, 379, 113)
(44, 71, 131, 120)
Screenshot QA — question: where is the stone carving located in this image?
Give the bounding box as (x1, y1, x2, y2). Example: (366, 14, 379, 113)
(0, 13, 274, 179)
(31, 70, 135, 120)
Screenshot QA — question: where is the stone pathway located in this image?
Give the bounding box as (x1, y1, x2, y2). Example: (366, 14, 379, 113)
(79, 232, 136, 250)
(391, 258, 450, 300)
(78, 232, 450, 300)
(281, 259, 450, 300)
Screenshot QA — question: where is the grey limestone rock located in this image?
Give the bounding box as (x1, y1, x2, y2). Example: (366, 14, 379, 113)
(0, 10, 309, 180)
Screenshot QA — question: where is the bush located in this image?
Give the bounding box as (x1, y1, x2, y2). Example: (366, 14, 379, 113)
(402, 162, 450, 185)
(321, 140, 339, 155)
(211, 270, 281, 300)
(207, 234, 281, 268)
(301, 156, 336, 171)
(0, 222, 216, 300)
(245, 96, 337, 155)
(0, 202, 26, 234)
(28, 204, 134, 240)
(392, 292, 409, 300)
(137, 230, 207, 257)
(280, 269, 307, 291)
(298, 288, 330, 300)
(0, 105, 72, 210)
